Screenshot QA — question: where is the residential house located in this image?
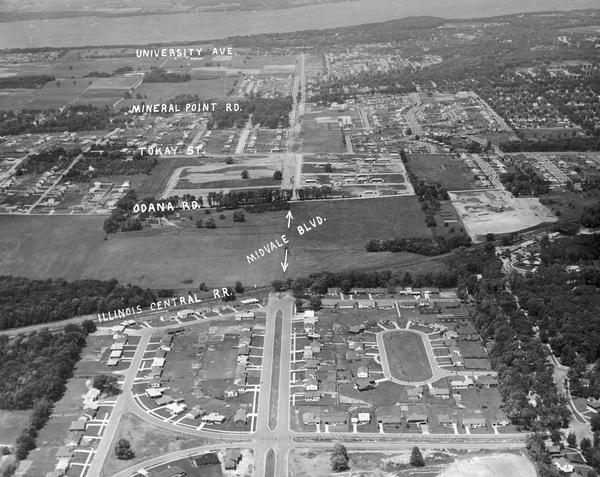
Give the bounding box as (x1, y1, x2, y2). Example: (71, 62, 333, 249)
(224, 449, 242, 470)
(302, 412, 321, 426)
(463, 412, 485, 428)
(305, 390, 321, 402)
(491, 413, 510, 426)
(321, 410, 348, 427)
(347, 324, 365, 334)
(432, 385, 450, 400)
(357, 299, 375, 309)
(553, 457, 574, 473)
(321, 298, 341, 308)
(437, 414, 457, 427)
(224, 386, 239, 398)
(355, 378, 377, 391)
(304, 376, 319, 392)
(586, 398, 600, 413)
(477, 375, 499, 388)
(186, 406, 205, 420)
(356, 366, 369, 379)
(407, 386, 423, 400)
(145, 388, 162, 398)
(376, 299, 397, 310)
(69, 419, 87, 432)
(233, 408, 247, 424)
(450, 376, 474, 390)
(406, 412, 428, 424)
(377, 407, 403, 426)
(156, 395, 174, 406)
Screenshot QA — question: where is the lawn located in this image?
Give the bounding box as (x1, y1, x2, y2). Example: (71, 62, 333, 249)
(406, 153, 477, 191)
(381, 330, 432, 382)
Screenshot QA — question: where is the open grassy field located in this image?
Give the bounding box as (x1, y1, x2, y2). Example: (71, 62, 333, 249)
(0, 195, 447, 289)
(406, 153, 477, 191)
(290, 196, 432, 247)
(381, 330, 432, 382)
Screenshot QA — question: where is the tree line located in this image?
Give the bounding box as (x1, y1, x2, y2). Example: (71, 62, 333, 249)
(0, 274, 161, 329)
(0, 75, 54, 89)
(271, 266, 460, 296)
(365, 234, 471, 255)
(1, 323, 96, 460)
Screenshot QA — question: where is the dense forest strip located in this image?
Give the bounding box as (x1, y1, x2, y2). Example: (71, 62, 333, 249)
(0, 275, 167, 330)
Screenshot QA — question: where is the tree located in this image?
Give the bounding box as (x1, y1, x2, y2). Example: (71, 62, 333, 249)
(410, 446, 425, 467)
(331, 444, 349, 472)
(234, 281, 244, 294)
(309, 296, 322, 311)
(205, 218, 216, 228)
(567, 431, 577, 448)
(273, 170, 283, 180)
(591, 414, 600, 433)
(103, 217, 119, 234)
(550, 428, 562, 445)
(93, 374, 120, 395)
(324, 163, 333, 173)
(115, 438, 134, 460)
(81, 319, 97, 334)
(15, 431, 36, 460)
(225, 157, 234, 164)
(232, 210, 245, 223)
(195, 218, 203, 228)
(241, 170, 249, 179)
(271, 280, 284, 291)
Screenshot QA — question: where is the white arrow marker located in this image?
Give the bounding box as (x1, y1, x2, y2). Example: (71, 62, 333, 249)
(285, 210, 294, 228)
(281, 248, 289, 272)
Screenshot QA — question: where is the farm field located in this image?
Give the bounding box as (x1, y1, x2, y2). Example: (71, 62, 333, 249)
(0, 199, 446, 289)
(406, 153, 478, 191)
(289, 196, 433, 248)
(134, 78, 237, 103)
(381, 330, 433, 382)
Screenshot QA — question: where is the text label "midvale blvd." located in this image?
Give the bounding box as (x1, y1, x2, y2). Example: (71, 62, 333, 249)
(246, 234, 289, 264)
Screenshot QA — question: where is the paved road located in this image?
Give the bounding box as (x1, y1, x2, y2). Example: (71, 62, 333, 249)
(88, 333, 151, 477)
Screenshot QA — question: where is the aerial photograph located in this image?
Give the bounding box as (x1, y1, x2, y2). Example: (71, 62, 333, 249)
(1, 0, 600, 476)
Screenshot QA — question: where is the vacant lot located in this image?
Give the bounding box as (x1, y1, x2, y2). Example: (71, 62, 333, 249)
(407, 153, 477, 191)
(102, 413, 210, 476)
(382, 330, 432, 382)
(290, 196, 432, 247)
(0, 196, 447, 289)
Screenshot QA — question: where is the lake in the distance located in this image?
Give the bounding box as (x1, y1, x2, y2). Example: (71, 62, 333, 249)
(0, 0, 598, 49)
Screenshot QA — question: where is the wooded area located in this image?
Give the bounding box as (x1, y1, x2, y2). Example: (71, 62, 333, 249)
(0, 275, 160, 329)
